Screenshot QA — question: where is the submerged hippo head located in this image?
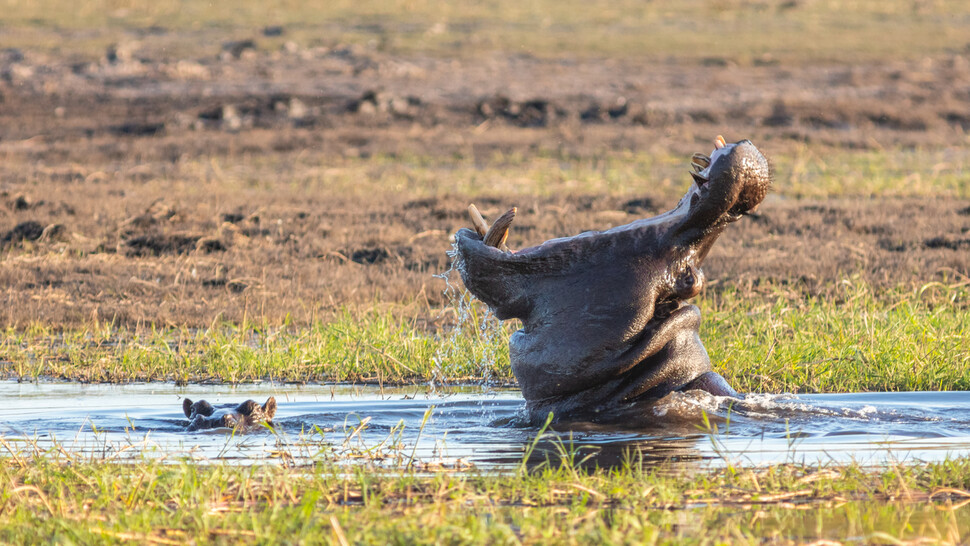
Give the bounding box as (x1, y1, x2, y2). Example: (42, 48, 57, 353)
(182, 397, 277, 432)
(455, 138, 771, 423)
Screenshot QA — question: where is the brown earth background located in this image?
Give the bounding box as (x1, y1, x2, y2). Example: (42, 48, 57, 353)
(1, 1, 969, 329)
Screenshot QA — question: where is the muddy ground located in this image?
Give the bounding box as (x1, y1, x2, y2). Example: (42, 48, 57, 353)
(1, 42, 969, 328)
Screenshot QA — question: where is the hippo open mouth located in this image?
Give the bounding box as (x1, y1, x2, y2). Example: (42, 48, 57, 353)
(454, 138, 771, 423)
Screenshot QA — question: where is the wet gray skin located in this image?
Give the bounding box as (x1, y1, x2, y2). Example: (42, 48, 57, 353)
(182, 397, 277, 431)
(455, 139, 772, 424)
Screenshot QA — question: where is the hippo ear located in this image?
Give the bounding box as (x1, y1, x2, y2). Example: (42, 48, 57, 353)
(235, 400, 258, 415)
(182, 398, 193, 418)
(262, 397, 277, 419)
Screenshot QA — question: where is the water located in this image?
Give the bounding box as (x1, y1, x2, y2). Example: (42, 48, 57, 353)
(430, 242, 504, 394)
(3, 381, 970, 469)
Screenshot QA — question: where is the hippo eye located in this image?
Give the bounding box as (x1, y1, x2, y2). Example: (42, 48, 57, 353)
(675, 268, 695, 292)
(673, 265, 703, 299)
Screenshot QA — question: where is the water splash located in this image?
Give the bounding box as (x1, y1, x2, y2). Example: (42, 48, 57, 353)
(431, 237, 506, 405)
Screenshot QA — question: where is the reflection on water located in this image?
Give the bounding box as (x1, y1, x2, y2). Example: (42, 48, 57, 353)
(2, 381, 970, 469)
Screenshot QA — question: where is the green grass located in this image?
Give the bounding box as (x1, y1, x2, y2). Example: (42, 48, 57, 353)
(1, 443, 969, 544)
(708, 279, 970, 393)
(2, 0, 968, 62)
(3, 279, 968, 393)
(774, 145, 970, 199)
(1, 297, 513, 385)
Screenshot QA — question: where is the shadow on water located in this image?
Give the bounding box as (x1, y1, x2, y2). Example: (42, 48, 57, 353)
(3, 381, 970, 470)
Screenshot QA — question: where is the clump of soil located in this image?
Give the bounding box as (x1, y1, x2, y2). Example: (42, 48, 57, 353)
(1, 221, 44, 245)
(122, 233, 203, 256)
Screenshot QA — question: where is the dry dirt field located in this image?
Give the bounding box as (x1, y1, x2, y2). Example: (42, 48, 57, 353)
(1, 35, 969, 328)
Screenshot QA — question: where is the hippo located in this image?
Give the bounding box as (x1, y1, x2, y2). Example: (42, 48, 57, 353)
(455, 137, 771, 424)
(182, 397, 277, 432)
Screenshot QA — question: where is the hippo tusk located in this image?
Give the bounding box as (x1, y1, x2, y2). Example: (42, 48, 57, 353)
(467, 204, 489, 237)
(468, 204, 515, 253)
(484, 207, 516, 252)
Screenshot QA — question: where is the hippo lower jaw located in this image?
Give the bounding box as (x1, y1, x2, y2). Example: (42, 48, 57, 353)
(511, 301, 737, 423)
(455, 138, 770, 424)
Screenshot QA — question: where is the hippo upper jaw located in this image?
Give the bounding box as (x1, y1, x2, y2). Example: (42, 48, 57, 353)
(666, 139, 771, 257)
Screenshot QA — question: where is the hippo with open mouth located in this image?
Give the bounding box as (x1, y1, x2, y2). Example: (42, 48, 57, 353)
(182, 397, 277, 431)
(454, 137, 771, 424)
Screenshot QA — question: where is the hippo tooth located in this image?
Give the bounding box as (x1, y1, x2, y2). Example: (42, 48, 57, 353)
(484, 207, 516, 252)
(691, 153, 711, 168)
(714, 135, 726, 149)
(690, 171, 708, 185)
(691, 161, 705, 172)
(467, 204, 489, 237)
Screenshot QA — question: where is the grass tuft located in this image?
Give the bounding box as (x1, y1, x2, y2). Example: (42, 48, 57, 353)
(4, 279, 966, 394)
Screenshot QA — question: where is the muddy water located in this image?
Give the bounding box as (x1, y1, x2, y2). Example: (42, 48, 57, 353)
(2, 381, 970, 469)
